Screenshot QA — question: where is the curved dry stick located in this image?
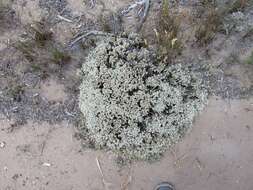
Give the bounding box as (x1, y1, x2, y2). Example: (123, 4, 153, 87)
(68, 30, 114, 48)
(121, 0, 150, 31)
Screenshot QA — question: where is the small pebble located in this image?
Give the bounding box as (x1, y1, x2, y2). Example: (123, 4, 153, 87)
(42, 163, 51, 167)
(0, 141, 6, 148)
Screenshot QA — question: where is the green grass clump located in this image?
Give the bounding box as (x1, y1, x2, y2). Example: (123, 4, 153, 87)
(155, 0, 183, 62)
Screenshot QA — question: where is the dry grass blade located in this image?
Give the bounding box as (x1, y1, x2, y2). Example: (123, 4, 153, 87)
(155, 0, 183, 62)
(195, 157, 204, 171)
(13, 19, 71, 78)
(195, 5, 222, 46)
(173, 153, 188, 168)
(57, 15, 73, 23)
(120, 169, 132, 190)
(96, 157, 113, 190)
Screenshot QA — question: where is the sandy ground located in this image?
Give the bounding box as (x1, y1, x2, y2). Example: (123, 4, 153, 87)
(0, 97, 252, 190)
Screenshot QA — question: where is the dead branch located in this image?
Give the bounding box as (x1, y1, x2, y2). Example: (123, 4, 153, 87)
(68, 30, 114, 48)
(57, 15, 73, 23)
(121, 0, 150, 31)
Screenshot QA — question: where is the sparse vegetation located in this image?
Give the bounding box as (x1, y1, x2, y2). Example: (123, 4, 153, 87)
(98, 14, 112, 33)
(199, 0, 217, 7)
(155, 0, 183, 62)
(195, 0, 253, 46)
(7, 83, 25, 102)
(0, 0, 8, 20)
(14, 41, 37, 62)
(50, 47, 71, 64)
(14, 20, 71, 76)
(228, 0, 248, 13)
(98, 12, 123, 34)
(0, 0, 15, 31)
(24, 21, 53, 47)
(195, 2, 222, 46)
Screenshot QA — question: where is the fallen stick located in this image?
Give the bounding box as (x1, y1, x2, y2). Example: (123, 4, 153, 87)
(68, 30, 114, 48)
(121, 0, 150, 31)
(96, 157, 113, 190)
(57, 15, 73, 23)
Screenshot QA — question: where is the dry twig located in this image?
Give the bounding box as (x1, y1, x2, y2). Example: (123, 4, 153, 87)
(96, 157, 113, 190)
(69, 30, 114, 48)
(121, 0, 150, 31)
(57, 15, 73, 23)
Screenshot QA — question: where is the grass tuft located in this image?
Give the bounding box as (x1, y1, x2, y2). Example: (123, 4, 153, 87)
(24, 21, 53, 47)
(14, 20, 71, 77)
(7, 83, 25, 102)
(195, 0, 253, 46)
(50, 47, 71, 65)
(14, 41, 37, 62)
(0, 0, 7, 19)
(195, 3, 222, 46)
(98, 14, 112, 33)
(228, 0, 248, 13)
(98, 12, 123, 34)
(0, 0, 15, 31)
(155, 0, 183, 63)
